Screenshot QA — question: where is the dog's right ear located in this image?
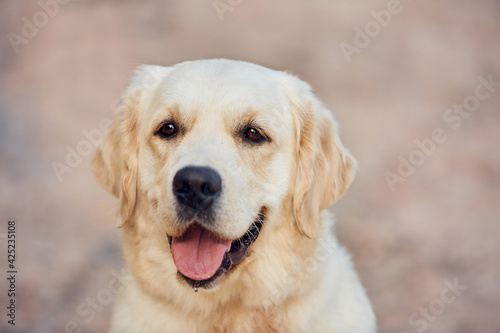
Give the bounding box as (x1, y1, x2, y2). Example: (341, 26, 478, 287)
(276, 71, 357, 239)
(92, 65, 173, 227)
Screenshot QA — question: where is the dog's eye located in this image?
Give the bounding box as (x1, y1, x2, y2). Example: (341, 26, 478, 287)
(244, 127, 265, 143)
(156, 123, 177, 138)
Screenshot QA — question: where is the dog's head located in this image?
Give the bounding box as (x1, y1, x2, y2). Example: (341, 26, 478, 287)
(92, 59, 356, 297)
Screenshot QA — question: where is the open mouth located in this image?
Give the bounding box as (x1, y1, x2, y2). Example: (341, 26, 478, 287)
(167, 208, 265, 291)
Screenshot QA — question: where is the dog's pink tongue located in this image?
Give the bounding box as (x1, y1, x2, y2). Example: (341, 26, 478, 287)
(171, 226, 232, 281)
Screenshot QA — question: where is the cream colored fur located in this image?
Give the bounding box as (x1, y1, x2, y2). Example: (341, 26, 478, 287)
(92, 59, 376, 333)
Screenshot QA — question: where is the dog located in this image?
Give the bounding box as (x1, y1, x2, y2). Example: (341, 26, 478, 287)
(92, 59, 376, 332)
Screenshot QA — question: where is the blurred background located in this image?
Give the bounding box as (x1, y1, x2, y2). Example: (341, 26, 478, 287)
(0, 1, 499, 332)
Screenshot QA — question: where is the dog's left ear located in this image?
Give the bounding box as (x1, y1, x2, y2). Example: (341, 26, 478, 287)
(284, 76, 357, 239)
(92, 65, 172, 227)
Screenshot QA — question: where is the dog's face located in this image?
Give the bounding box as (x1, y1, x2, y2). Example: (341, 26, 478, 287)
(93, 59, 356, 300)
(137, 61, 297, 288)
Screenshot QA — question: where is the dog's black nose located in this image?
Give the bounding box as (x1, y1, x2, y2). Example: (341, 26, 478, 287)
(173, 166, 222, 211)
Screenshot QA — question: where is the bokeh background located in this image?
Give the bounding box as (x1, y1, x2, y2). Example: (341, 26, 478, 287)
(1, 1, 499, 332)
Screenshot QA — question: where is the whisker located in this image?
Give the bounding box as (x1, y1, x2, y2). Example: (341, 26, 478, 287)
(146, 200, 172, 242)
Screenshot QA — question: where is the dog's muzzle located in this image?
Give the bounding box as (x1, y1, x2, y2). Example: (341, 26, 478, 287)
(169, 166, 266, 291)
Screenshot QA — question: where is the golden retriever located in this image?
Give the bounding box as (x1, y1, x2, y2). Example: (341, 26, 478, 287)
(92, 59, 375, 333)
